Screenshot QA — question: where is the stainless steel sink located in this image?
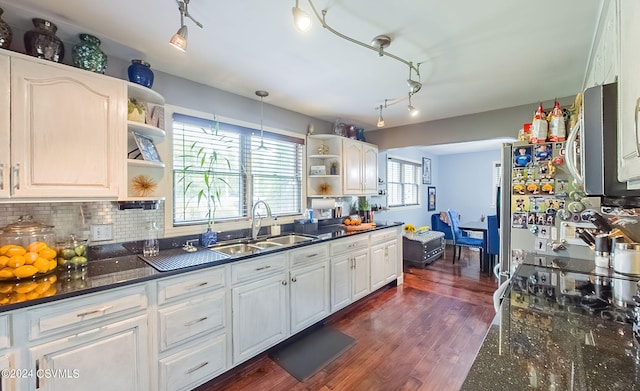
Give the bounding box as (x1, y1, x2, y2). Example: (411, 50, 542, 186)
(213, 243, 262, 256)
(252, 241, 283, 249)
(264, 234, 316, 245)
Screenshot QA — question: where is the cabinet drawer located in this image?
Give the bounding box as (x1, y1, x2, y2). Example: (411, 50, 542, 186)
(158, 290, 226, 352)
(231, 254, 286, 285)
(371, 229, 397, 243)
(159, 334, 227, 391)
(330, 236, 369, 255)
(28, 284, 147, 340)
(157, 266, 225, 305)
(289, 243, 329, 268)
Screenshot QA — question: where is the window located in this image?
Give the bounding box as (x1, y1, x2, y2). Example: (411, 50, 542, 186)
(387, 157, 420, 207)
(172, 113, 304, 226)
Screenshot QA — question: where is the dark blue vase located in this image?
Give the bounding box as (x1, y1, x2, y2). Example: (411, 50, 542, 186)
(199, 228, 217, 247)
(128, 59, 154, 88)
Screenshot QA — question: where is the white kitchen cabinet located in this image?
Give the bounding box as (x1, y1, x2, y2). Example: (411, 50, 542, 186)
(0, 315, 14, 391)
(330, 235, 370, 312)
(616, 0, 640, 182)
(154, 266, 229, 391)
(0, 52, 9, 198)
(28, 315, 148, 391)
(232, 259, 289, 365)
(343, 138, 378, 195)
(370, 239, 398, 291)
(306, 134, 378, 197)
(125, 82, 166, 201)
(9, 54, 124, 199)
(289, 259, 330, 334)
(584, 0, 618, 89)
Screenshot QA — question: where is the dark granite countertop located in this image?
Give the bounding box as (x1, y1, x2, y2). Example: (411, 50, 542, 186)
(462, 254, 640, 390)
(0, 222, 402, 313)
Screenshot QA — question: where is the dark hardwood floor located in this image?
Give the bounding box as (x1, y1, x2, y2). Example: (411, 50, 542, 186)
(195, 245, 497, 391)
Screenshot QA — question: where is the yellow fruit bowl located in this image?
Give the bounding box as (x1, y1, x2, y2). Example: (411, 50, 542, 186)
(0, 242, 58, 281)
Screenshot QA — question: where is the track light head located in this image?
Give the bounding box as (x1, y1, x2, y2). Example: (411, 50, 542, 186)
(169, 25, 188, 51)
(292, 1, 311, 31)
(407, 79, 422, 94)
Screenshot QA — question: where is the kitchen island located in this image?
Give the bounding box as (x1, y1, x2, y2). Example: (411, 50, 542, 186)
(461, 255, 640, 390)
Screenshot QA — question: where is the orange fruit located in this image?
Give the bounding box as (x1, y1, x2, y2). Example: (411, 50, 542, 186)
(0, 268, 14, 279)
(33, 258, 50, 273)
(14, 280, 37, 293)
(14, 265, 38, 279)
(38, 248, 57, 260)
(5, 246, 26, 257)
(7, 255, 25, 268)
(26, 242, 47, 253)
(48, 259, 57, 270)
(0, 256, 8, 268)
(34, 282, 51, 295)
(24, 252, 38, 265)
(0, 245, 14, 255)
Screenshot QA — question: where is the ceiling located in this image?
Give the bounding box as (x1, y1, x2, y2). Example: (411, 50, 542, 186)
(0, 0, 602, 131)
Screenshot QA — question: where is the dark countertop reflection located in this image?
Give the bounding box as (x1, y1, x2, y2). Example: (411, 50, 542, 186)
(462, 254, 640, 390)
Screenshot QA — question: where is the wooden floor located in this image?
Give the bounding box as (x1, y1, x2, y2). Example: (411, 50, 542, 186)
(195, 245, 497, 391)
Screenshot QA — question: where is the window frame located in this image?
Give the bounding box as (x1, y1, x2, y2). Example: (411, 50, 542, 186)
(162, 105, 306, 237)
(386, 155, 422, 209)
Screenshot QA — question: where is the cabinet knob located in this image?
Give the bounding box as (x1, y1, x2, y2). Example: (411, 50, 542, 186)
(291, 276, 297, 283)
(282, 280, 288, 286)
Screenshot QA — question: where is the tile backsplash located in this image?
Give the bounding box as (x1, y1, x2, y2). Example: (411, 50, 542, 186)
(0, 202, 164, 244)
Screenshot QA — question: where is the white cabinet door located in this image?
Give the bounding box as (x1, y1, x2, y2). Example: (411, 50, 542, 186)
(385, 240, 399, 283)
(617, 0, 640, 181)
(0, 52, 9, 198)
(290, 260, 330, 334)
(0, 352, 15, 391)
(29, 315, 148, 391)
(331, 255, 352, 312)
(232, 273, 288, 365)
(352, 249, 370, 301)
(11, 57, 124, 198)
(362, 144, 379, 194)
(370, 243, 387, 291)
(343, 139, 364, 194)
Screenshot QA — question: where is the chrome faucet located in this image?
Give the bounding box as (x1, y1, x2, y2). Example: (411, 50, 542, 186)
(251, 200, 272, 240)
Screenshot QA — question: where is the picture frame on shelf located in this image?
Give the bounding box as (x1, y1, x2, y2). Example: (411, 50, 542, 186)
(422, 157, 431, 185)
(133, 132, 162, 163)
(428, 186, 436, 211)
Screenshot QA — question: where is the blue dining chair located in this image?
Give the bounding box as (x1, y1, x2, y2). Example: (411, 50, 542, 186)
(486, 215, 499, 269)
(447, 209, 486, 264)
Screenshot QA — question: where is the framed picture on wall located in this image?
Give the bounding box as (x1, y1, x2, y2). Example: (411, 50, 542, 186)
(422, 157, 431, 184)
(428, 186, 436, 211)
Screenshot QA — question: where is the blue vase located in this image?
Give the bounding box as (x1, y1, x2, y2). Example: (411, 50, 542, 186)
(128, 59, 154, 88)
(199, 228, 217, 247)
(72, 34, 107, 74)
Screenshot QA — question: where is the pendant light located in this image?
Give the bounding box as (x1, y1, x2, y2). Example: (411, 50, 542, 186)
(255, 90, 269, 150)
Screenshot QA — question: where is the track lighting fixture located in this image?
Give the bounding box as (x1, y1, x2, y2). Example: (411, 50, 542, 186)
(256, 90, 269, 150)
(169, 0, 203, 52)
(294, 0, 424, 126)
(377, 104, 385, 128)
(292, 0, 312, 32)
(408, 93, 419, 117)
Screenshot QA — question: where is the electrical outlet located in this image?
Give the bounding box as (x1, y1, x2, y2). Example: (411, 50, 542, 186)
(91, 224, 113, 241)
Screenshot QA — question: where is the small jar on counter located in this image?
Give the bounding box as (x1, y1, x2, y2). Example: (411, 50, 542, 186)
(594, 234, 611, 268)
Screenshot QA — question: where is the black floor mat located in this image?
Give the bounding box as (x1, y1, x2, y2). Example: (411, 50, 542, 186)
(269, 325, 356, 382)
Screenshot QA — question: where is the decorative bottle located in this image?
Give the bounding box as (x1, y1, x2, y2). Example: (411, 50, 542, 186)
(143, 221, 160, 257)
(128, 59, 154, 88)
(0, 8, 12, 50)
(72, 33, 107, 74)
(24, 18, 65, 63)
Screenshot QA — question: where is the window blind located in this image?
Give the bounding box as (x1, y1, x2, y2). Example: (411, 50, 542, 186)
(172, 114, 303, 226)
(387, 157, 420, 207)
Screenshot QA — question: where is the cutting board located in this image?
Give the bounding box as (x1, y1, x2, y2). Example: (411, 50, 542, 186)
(344, 223, 376, 231)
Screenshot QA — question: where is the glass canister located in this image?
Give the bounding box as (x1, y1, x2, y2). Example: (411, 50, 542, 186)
(0, 217, 58, 280)
(56, 235, 89, 269)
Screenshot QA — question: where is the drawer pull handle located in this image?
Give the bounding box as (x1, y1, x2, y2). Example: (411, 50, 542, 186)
(184, 316, 208, 326)
(187, 282, 209, 290)
(255, 265, 271, 271)
(306, 253, 319, 258)
(76, 305, 113, 317)
(185, 361, 209, 374)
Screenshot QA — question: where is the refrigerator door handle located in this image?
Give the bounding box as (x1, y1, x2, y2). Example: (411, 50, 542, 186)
(565, 114, 583, 184)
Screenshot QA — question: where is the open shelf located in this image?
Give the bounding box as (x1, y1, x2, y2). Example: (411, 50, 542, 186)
(127, 121, 166, 140)
(126, 82, 165, 105)
(127, 159, 165, 168)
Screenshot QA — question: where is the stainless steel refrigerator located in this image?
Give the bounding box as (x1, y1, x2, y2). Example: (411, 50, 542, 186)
(498, 141, 596, 283)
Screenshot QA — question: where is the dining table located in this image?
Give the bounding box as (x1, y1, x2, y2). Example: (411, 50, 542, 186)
(459, 220, 490, 273)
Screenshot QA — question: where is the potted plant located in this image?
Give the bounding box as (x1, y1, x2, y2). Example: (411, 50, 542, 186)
(357, 196, 371, 223)
(177, 119, 230, 246)
(127, 98, 146, 123)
